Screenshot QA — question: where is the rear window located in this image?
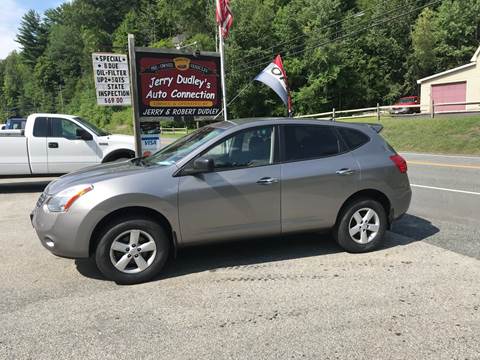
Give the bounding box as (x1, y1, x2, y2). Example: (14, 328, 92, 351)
(283, 125, 343, 161)
(337, 128, 370, 150)
(33, 117, 48, 137)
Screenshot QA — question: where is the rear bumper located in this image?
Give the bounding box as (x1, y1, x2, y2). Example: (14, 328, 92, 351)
(390, 186, 412, 222)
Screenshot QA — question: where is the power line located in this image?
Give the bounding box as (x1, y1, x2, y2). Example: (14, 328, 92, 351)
(234, 9, 366, 65)
(226, 0, 442, 108)
(231, 0, 442, 76)
(213, 83, 252, 119)
(231, 0, 441, 75)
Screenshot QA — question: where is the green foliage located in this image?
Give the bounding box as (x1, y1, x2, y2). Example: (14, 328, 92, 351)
(1, 0, 479, 128)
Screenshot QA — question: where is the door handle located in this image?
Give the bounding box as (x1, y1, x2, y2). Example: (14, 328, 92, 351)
(256, 177, 279, 185)
(48, 142, 59, 149)
(336, 168, 355, 176)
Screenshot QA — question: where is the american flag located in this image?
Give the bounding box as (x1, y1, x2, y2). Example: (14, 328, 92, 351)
(216, 0, 233, 38)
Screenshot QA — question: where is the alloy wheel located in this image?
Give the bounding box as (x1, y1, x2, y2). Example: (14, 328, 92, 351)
(109, 229, 157, 274)
(348, 208, 380, 244)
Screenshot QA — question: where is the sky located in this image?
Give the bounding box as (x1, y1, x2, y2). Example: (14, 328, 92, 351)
(0, 0, 62, 59)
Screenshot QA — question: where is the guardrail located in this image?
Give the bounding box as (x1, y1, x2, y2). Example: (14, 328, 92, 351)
(295, 100, 480, 121)
(295, 104, 424, 121)
(431, 101, 480, 118)
(160, 127, 188, 135)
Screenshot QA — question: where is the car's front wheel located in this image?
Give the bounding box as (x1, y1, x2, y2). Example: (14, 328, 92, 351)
(335, 198, 387, 253)
(94, 217, 170, 284)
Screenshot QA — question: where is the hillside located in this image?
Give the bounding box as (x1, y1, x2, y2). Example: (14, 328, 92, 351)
(1, 0, 479, 130)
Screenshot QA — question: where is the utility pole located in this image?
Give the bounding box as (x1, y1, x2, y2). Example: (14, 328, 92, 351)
(58, 85, 64, 113)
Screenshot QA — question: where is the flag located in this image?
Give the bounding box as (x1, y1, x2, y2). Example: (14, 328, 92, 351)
(216, 0, 233, 38)
(254, 55, 293, 116)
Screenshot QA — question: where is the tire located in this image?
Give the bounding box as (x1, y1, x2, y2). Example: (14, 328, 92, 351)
(334, 198, 387, 253)
(94, 217, 170, 284)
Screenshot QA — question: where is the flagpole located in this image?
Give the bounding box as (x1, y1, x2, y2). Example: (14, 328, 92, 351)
(216, 0, 228, 121)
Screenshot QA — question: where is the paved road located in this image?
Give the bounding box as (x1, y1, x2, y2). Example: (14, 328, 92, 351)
(398, 152, 480, 259)
(0, 153, 479, 359)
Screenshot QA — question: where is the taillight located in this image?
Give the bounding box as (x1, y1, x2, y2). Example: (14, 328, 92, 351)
(390, 154, 407, 173)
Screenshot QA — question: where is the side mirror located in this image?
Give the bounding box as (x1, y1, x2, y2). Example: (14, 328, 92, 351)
(76, 128, 93, 141)
(192, 158, 214, 173)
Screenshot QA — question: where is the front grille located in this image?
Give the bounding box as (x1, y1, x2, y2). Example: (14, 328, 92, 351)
(36, 192, 48, 208)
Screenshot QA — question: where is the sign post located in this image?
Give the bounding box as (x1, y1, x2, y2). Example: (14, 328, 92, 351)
(128, 34, 143, 157)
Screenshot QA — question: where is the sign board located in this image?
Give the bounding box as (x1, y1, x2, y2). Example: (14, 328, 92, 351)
(92, 53, 131, 106)
(135, 50, 221, 119)
(140, 121, 161, 157)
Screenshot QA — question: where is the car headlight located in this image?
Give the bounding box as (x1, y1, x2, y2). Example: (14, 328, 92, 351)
(46, 185, 94, 212)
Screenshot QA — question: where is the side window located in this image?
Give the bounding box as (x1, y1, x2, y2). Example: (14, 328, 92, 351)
(202, 126, 274, 170)
(33, 117, 48, 137)
(283, 125, 342, 162)
(50, 118, 84, 140)
(337, 128, 370, 150)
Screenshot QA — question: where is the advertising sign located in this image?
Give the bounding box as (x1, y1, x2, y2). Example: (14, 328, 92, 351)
(140, 121, 161, 157)
(135, 50, 221, 119)
(92, 53, 131, 106)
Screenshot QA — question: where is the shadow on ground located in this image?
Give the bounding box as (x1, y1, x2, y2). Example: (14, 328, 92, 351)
(0, 180, 51, 194)
(389, 214, 440, 241)
(76, 213, 439, 283)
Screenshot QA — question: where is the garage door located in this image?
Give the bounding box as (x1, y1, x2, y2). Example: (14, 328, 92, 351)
(431, 82, 466, 112)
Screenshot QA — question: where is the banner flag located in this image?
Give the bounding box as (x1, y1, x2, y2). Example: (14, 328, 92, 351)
(254, 55, 292, 116)
(216, 0, 233, 38)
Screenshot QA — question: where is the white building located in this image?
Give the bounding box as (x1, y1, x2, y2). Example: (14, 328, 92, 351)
(417, 45, 480, 113)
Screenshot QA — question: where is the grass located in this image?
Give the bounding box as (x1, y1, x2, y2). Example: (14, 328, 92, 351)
(105, 123, 189, 138)
(339, 114, 480, 155)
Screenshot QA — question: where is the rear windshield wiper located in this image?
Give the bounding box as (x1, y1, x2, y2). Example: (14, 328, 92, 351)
(365, 123, 383, 133)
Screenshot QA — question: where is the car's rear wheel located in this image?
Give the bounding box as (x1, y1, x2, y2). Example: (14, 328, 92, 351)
(94, 217, 170, 284)
(335, 198, 387, 253)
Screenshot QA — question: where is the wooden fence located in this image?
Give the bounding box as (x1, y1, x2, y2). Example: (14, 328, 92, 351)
(295, 101, 480, 121)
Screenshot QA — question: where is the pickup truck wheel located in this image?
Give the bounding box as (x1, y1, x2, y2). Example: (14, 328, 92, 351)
(335, 199, 387, 253)
(94, 218, 170, 284)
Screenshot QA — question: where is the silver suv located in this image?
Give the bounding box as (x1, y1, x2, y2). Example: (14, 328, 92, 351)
(31, 118, 411, 284)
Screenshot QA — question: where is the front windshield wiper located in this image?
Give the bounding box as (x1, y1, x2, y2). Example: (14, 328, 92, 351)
(131, 157, 149, 167)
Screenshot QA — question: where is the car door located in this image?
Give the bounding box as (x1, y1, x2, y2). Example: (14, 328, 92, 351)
(28, 117, 49, 174)
(47, 117, 99, 173)
(178, 125, 281, 244)
(280, 124, 360, 233)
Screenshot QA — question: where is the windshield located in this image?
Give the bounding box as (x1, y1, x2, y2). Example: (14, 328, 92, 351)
(143, 126, 224, 166)
(399, 98, 415, 104)
(74, 116, 109, 136)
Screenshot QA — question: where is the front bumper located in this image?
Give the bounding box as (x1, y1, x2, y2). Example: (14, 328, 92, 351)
(31, 202, 91, 259)
(390, 107, 410, 114)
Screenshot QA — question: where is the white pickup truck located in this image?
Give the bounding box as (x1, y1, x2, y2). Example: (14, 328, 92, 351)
(0, 113, 135, 176)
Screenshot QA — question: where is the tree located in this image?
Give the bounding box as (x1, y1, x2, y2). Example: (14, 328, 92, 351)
(16, 10, 47, 67)
(433, 0, 480, 71)
(4, 0, 480, 126)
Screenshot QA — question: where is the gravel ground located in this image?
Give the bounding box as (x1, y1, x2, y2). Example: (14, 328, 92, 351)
(0, 175, 479, 359)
